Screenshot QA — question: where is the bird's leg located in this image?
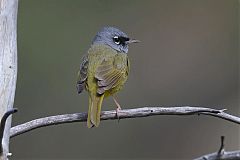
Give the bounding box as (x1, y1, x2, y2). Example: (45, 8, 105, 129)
(113, 96, 121, 121)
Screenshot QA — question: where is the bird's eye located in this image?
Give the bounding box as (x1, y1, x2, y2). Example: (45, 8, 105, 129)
(113, 36, 120, 45)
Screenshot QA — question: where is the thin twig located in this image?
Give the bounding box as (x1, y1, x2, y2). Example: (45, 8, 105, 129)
(194, 136, 240, 160)
(217, 136, 225, 155)
(0, 108, 18, 152)
(200, 111, 240, 125)
(194, 151, 240, 160)
(10, 106, 240, 138)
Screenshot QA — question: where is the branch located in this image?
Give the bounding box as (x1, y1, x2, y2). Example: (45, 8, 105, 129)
(0, 108, 17, 152)
(0, 0, 18, 159)
(217, 136, 225, 155)
(194, 136, 240, 160)
(10, 106, 240, 138)
(195, 151, 240, 160)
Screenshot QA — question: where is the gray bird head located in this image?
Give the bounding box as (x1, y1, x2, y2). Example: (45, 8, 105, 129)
(92, 26, 139, 53)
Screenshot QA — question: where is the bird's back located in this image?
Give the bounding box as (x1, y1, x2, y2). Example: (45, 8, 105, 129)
(77, 26, 137, 127)
(86, 44, 129, 96)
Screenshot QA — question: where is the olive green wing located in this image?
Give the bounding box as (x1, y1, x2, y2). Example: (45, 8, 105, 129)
(95, 56, 128, 95)
(77, 54, 88, 94)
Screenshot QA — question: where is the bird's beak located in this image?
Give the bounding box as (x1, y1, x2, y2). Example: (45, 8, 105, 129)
(127, 39, 140, 44)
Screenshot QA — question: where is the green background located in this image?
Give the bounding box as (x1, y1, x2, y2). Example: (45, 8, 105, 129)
(12, 0, 239, 159)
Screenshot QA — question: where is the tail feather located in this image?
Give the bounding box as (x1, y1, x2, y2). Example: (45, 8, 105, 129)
(87, 94, 104, 128)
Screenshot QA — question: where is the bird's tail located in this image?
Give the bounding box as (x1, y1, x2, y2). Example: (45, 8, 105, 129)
(87, 93, 104, 128)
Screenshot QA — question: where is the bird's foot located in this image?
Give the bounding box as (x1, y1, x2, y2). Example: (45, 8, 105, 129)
(116, 106, 122, 122)
(113, 96, 121, 123)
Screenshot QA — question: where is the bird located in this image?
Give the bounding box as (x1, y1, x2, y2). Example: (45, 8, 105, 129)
(77, 26, 139, 128)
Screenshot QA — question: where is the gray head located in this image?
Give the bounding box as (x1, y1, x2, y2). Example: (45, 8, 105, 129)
(92, 26, 139, 53)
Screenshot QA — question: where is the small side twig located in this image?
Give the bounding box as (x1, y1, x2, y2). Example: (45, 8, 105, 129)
(217, 136, 225, 155)
(0, 108, 18, 152)
(194, 136, 240, 160)
(10, 106, 240, 138)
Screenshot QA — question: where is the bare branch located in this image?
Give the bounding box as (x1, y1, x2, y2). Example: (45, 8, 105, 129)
(0, 108, 17, 152)
(194, 136, 240, 160)
(10, 106, 240, 138)
(0, 0, 18, 158)
(195, 151, 240, 160)
(217, 136, 225, 155)
(200, 111, 240, 125)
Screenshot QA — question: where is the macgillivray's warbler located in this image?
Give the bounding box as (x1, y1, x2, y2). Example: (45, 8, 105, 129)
(77, 26, 139, 128)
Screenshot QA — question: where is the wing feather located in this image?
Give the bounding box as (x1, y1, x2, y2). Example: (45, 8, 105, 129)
(77, 54, 88, 94)
(95, 55, 127, 95)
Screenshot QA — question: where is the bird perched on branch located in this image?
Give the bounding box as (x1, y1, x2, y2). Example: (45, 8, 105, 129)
(77, 26, 139, 128)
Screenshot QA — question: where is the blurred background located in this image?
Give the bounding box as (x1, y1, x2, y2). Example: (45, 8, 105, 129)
(12, 0, 239, 159)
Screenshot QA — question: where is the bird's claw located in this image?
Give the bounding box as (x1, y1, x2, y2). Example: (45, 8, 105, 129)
(116, 106, 121, 123)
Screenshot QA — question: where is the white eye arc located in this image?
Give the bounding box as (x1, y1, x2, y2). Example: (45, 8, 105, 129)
(113, 36, 120, 45)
